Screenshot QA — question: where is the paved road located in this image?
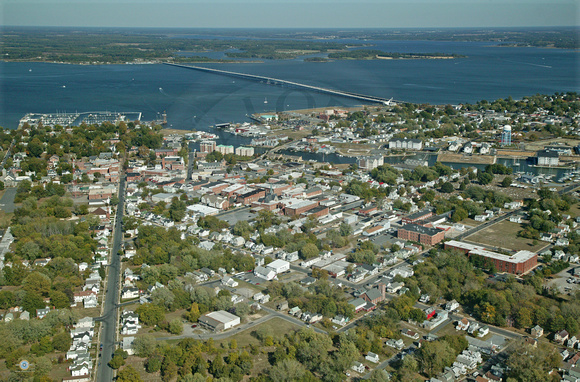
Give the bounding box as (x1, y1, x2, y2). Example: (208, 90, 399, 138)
(96, 172, 126, 382)
(187, 151, 194, 180)
(0, 187, 17, 213)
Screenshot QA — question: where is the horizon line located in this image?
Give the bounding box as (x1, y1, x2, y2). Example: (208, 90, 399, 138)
(2, 25, 579, 30)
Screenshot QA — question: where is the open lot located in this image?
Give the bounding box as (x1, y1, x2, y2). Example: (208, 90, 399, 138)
(465, 220, 548, 252)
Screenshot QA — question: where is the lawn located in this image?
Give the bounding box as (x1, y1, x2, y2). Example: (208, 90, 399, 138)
(215, 317, 302, 349)
(0, 210, 13, 229)
(568, 202, 580, 219)
(465, 220, 548, 252)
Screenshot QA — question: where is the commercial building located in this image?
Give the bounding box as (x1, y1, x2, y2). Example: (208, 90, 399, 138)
(198, 311, 241, 332)
(397, 224, 445, 246)
(444, 240, 537, 275)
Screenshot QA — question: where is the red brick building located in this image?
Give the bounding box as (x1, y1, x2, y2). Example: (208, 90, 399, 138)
(361, 284, 386, 305)
(304, 205, 329, 218)
(237, 189, 265, 204)
(285, 200, 319, 216)
(444, 240, 537, 275)
(397, 224, 445, 246)
(401, 209, 433, 225)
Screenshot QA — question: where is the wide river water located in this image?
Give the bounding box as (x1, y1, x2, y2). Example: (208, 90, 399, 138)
(0, 39, 578, 154)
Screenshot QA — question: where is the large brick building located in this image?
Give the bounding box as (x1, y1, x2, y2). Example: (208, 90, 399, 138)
(237, 189, 265, 204)
(444, 240, 537, 275)
(402, 209, 433, 225)
(397, 224, 445, 246)
(284, 200, 319, 216)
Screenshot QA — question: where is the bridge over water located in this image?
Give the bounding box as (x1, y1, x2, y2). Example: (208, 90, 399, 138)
(164, 63, 398, 105)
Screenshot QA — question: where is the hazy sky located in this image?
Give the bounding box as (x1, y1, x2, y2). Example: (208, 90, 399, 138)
(1, 0, 578, 28)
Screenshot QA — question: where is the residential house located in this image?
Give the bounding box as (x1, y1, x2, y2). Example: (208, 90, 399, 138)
(366, 352, 380, 363)
(531, 325, 544, 338)
(556, 330, 571, 345)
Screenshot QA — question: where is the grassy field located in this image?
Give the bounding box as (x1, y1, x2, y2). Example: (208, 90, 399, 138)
(568, 202, 580, 219)
(465, 220, 548, 252)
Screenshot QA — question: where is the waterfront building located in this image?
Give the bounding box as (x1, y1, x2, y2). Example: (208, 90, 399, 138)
(216, 145, 234, 155)
(235, 146, 254, 156)
(358, 155, 384, 171)
(537, 150, 559, 166)
(200, 141, 217, 153)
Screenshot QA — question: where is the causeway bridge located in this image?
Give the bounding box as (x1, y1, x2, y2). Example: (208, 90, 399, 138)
(164, 62, 397, 105)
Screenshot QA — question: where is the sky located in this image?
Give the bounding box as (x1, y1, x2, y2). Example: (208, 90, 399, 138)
(0, 0, 578, 29)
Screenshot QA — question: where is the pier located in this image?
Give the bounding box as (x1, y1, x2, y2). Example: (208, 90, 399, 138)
(164, 63, 398, 105)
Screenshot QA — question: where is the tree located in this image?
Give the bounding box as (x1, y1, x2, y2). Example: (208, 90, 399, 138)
(151, 287, 175, 310)
(368, 369, 392, 382)
(451, 207, 468, 223)
(502, 176, 513, 188)
(23, 272, 52, 296)
(187, 302, 201, 322)
(339, 222, 353, 237)
(22, 291, 45, 316)
(33, 356, 52, 378)
(168, 318, 183, 335)
(269, 359, 307, 382)
(477, 171, 494, 185)
(418, 340, 456, 377)
(49, 290, 70, 309)
(133, 335, 157, 358)
(440, 182, 454, 193)
(136, 303, 165, 326)
(117, 365, 143, 382)
(52, 331, 72, 352)
(109, 354, 125, 369)
(300, 243, 319, 260)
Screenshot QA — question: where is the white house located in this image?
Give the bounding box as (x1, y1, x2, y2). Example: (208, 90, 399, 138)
(365, 352, 380, 363)
(254, 265, 276, 281)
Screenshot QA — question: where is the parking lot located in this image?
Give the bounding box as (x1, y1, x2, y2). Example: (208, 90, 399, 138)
(217, 208, 257, 226)
(546, 266, 580, 294)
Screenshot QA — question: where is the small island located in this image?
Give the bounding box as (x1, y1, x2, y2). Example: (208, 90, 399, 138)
(327, 49, 465, 60)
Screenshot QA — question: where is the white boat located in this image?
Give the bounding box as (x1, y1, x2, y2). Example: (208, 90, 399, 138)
(264, 97, 268, 104)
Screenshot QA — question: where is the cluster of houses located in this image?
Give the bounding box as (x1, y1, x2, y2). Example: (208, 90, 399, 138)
(65, 317, 95, 380)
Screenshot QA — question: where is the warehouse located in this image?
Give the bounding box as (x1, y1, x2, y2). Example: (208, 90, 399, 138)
(267, 259, 290, 274)
(198, 311, 241, 332)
